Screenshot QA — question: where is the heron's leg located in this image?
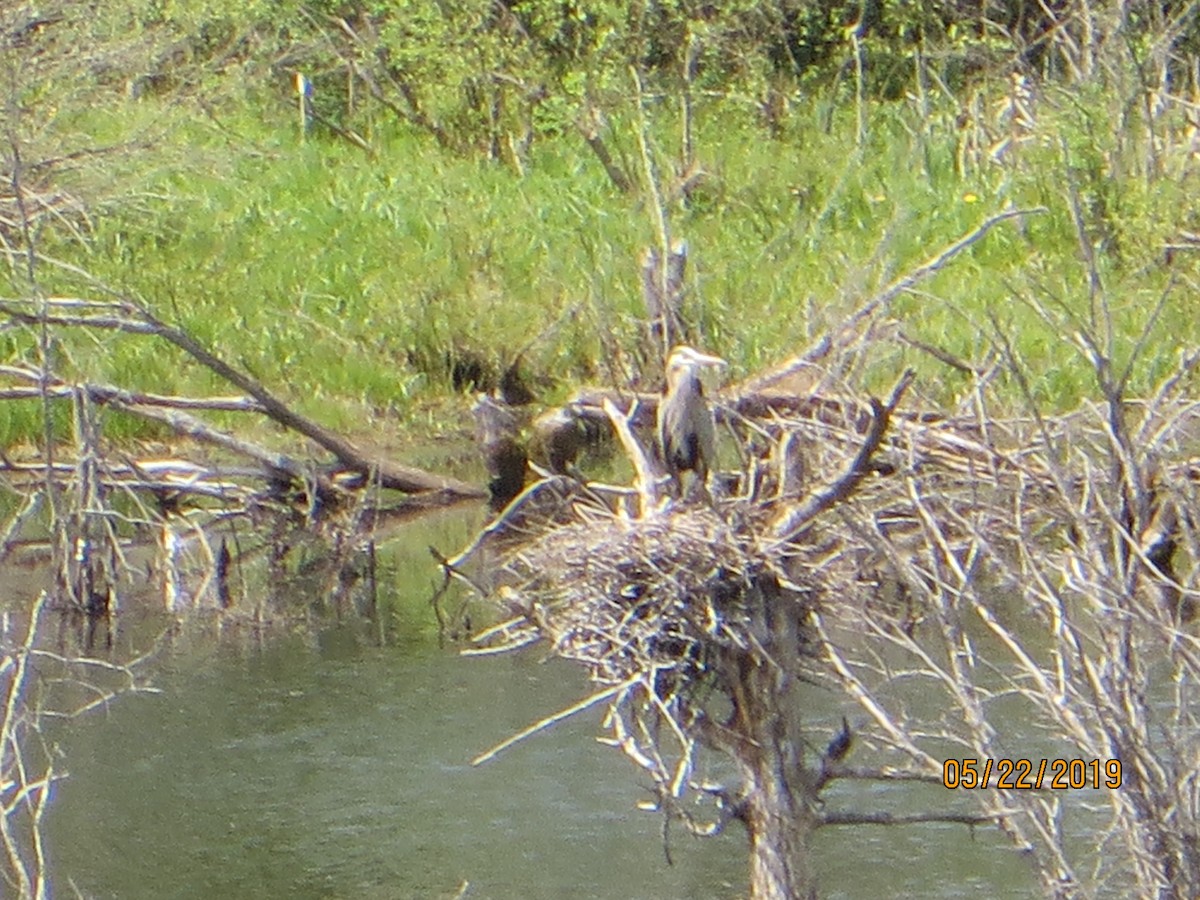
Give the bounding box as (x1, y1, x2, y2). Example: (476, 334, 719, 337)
(663, 468, 682, 500)
(681, 467, 715, 505)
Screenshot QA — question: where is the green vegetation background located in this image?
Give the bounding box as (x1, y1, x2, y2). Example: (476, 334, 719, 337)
(3, 0, 1198, 454)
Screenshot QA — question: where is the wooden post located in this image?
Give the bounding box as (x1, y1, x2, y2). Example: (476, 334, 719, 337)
(294, 72, 312, 140)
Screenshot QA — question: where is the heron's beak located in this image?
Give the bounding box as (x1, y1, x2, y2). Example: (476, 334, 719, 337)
(686, 350, 728, 392)
(671, 346, 727, 370)
(690, 350, 727, 370)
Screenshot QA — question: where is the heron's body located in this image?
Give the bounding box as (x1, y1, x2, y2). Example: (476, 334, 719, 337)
(657, 346, 726, 497)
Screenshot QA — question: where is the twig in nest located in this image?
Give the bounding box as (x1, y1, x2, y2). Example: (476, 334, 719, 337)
(434, 475, 576, 573)
(602, 397, 661, 516)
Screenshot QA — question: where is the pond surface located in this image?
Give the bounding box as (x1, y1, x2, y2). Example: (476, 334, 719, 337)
(48, 637, 746, 899)
(40, 508, 1036, 898)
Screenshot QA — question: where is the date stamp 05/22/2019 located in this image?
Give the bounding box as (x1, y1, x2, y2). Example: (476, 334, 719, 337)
(942, 758, 1123, 790)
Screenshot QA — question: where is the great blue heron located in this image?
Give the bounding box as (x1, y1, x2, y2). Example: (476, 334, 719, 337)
(657, 345, 727, 497)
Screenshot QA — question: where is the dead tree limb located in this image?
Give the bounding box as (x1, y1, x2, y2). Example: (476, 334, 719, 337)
(768, 368, 914, 543)
(577, 107, 634, 195)
(740, 207, 1046, 395)
(0, 365, 265, 412)
(820, 810, 996, 827)
(0, 299, 485, 500)
(111, 400, 328, 493)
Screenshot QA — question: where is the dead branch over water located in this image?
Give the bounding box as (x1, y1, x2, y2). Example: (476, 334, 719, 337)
(0, 296, 483, 499)
(441, 219, 1200, 898)
(0, 291, 482, 619)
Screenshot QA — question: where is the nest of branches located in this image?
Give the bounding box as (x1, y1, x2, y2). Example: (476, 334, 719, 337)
(485, 502, 810, 692)
(438, 343, 1198, 787)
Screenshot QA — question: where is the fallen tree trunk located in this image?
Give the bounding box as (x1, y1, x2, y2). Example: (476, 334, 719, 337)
(0, 298, 485, 501)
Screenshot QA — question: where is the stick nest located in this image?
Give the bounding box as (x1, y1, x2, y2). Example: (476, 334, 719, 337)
(517, 507, 787, 680)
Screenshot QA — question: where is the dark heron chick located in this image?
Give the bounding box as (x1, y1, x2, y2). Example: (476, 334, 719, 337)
(825, 717, 853, 763)
(656, 345, 727, 497)
(472, 392, 528, 511)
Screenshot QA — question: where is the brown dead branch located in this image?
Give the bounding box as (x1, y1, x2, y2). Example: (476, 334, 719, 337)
(577, 107, 634, 195)
(111, 401, 327, 495)
(0, 363, 265, 412)
(768, 368, 914, 543)
(820, 810, 996, 827)
(0, 462, 257, 504)
(0, 297, 484, 501)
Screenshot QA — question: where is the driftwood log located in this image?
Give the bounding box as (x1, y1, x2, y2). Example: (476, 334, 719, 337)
(0, 292, 485, 618)
(0, 297, 484, 505)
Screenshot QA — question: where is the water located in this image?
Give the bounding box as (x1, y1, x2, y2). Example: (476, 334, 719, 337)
(37, 506, 1037, 898)
(47, 637, 745, 899)
(43, 633, 1033, 899)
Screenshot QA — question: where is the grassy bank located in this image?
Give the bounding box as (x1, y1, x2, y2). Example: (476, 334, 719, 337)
(4, 43, 1199, 453)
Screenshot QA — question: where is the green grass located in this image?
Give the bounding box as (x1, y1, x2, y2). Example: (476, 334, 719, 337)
(4, 78, 1199, 451)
